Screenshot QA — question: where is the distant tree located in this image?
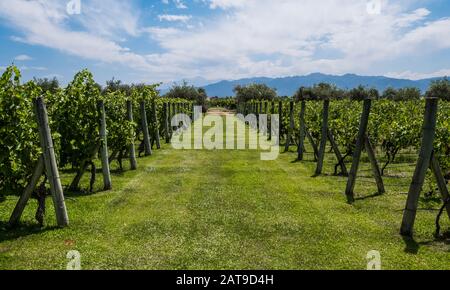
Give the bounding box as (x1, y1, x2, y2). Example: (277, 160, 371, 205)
(233, 83, 277, 103)
(294, 83, 345, 101)
(104, 78, 132, 95)
(426, 78, 450, 101)
(197, 87, 208, 106)
(165, 81, 207, 106)
(33, 77, 60, 94)
(382, 87, 421, 101)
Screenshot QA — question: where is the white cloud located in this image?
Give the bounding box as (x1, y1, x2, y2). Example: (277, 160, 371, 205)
(0, 0, 156, 73)
(75, 0, 141, 38)
(386, 69, 450, 80)
(146, 0, 450, 80)
(20, 66, 47, 71)
(158, 14, 192, 23)
(1, 0, 450, 83)
(174, 0, 187, 9)
(14, 54, 33, 61)
(208, 0, 246, 9)
(161, 0, 185, 8)
(395, 8, 430, 27)
(145, 27, 182, 39)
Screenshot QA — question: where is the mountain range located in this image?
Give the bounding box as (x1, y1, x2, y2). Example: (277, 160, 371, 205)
(189, 73, 444, 97)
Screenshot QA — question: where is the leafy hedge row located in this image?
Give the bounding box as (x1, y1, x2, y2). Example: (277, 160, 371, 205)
(0, 67, 44, 194)
(294, 80, 449, 101)
(0, 66, 192, 196)
(246, 95, 449, 178)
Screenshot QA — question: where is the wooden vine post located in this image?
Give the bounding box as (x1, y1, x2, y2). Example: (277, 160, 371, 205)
(168, 102, 173, 138)
(164, 102, 170, 143)
(400, 97, 449, 237)
(36, 97, 69, 226)
(263, 101, 268, 137)
(315, 99, 330, 175)
(152, 100, 161, 149)
(172, 103, 178, 128)
(269, 101, 275, 140)
(10, 97, 70, 227)
(126, 100, 137, 170)
(345, 99, 371, 203)
(364, 135, 384, 193)
(278, 101, 283, 139)
(9, 156, 45, 226)
(305, 126, 319, 161)
(344, 97, 384, 203)
(140, 100, 152, 156)
(430, 152, 450, 218)
(285, 101, 295, 152)
(172, 103, 177, 130)
(328, 129, 348, 176)
(297, 100, 306, 161)
(256, 101, 260, 127)
(98, 100, 112, 190)
(69, 142, 100, 191)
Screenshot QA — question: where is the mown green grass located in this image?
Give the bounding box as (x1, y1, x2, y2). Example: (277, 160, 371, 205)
(0, 116, 449, 270)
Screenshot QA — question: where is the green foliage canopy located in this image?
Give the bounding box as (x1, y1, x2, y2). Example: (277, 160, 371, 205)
(234, 83, 277, 103)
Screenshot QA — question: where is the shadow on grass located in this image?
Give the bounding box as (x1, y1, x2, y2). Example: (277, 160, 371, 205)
(0, 221, 59, 243)
(321, 173, 349, 178)
(402, 236, 420, 254)
(436, 231, 450, 244)
(63, 187, 105, 198)
(291, 158, 317, 164)
(382, 174, 412, 180)
(62, 166, 126, 177)
(354, 192, 383, 201)
(420, 195, 443, 204)
(402, 233, 450, 254)
(110, 168, 126, 176)
(60, 168, 80, 175)
(401, 235, 445, 254)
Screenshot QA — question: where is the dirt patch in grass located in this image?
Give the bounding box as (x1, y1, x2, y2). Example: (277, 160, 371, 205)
(207, 108, 235, 116)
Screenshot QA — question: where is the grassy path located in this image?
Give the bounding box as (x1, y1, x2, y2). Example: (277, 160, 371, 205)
(0, 116, 449, 269)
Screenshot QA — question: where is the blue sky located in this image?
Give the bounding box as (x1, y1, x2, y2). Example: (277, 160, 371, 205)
(0, 0, 450, 88)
